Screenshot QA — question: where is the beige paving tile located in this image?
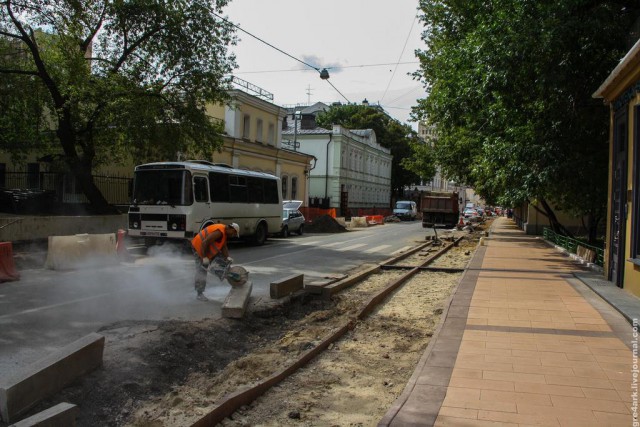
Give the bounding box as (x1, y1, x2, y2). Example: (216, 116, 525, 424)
(477, 410, 560, 425)
(482, 371, 546, 384)
(438, 406, 478, 419)
(513, 364, 574, 376)
(434, 415, 518, 426)
(581, 387, 626, 401)
(513, 382, 584, 397)
(449, 377, 515, 392)
(592, 411, 635, 425)
(545, 375, 614, 389)
(441, 396, 517, 413)
(516, 403, 598, 422)
(571, 367, 609, 379)
(452, 368, 484, 379)
(479, 390, 553, 406)
(549, 395, 630, 414)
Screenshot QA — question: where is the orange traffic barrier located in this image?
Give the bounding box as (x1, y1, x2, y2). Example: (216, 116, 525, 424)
(365, 215, 384, 225)
(116, 229, 130, 261)
(0, 242, 20, 282)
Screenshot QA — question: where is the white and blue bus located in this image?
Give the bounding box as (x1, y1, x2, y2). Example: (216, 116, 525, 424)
(127, 161, 282, 245)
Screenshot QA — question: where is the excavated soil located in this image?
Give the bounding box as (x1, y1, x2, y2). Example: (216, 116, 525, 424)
(15, 222, 488, 427)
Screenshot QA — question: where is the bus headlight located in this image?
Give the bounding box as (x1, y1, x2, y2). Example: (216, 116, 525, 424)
(168, 214, 186, 231)
(129, 213, 141, 229)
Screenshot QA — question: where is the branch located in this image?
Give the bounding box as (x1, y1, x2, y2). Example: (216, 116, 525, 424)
(81, 2, 108, 53)
(112, 25, 166, 73)
(0, 67, 39, 76)
(5, 0, 65, 108)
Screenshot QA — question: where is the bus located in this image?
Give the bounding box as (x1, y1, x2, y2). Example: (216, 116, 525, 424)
(127, 160, 282, 246)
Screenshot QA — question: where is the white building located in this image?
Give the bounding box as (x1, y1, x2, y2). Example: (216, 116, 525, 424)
(282, 108, 392, 215)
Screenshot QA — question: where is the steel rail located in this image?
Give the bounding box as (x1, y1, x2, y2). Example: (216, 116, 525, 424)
(190, 236, 465, 427)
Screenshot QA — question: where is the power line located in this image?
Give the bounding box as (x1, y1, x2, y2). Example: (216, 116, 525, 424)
(234, 61, 420, 75)
(381, 14, 418, 103)
(214, 13, 350, 103)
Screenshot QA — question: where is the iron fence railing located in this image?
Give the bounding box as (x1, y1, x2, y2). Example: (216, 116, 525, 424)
(1, 171, 132, 205)
(542, 227, 604, 267)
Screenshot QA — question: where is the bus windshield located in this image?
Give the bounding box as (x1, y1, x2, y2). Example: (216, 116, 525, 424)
(132, 170, 192, 206)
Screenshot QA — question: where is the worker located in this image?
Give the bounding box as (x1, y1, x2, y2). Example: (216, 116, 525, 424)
(191, 222, 240, 301)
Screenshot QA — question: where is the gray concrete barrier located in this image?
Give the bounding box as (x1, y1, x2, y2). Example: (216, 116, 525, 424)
(0, 333, 104, 423)
(45, 234, 118, 270)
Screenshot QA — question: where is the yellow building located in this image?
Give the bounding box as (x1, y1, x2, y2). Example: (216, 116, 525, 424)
(593, 38, 640, 294)
(0, 86, 314, 209)
(207, 89, 313, 202)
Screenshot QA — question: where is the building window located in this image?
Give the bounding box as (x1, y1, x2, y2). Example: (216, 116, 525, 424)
(243, 114, 250, 140)
(281, 175, 288, 200)
(291, 177, 298, 200)
(267, 123, 275, 145)
(256, 119, 263, 143)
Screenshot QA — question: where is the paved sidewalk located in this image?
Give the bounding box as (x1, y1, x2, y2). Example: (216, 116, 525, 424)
(381, 217, 637, 426)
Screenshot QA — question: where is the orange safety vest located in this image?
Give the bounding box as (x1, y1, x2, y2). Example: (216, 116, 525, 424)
(191, 224, 227, 259)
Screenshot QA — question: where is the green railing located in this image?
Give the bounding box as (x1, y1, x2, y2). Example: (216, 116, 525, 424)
(542, 227, 604, 267)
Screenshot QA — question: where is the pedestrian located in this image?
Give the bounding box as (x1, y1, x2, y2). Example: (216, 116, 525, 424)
(190, 222, 240, 301)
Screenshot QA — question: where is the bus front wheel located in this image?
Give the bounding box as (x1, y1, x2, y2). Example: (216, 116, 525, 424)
(253, 222, 267, 246)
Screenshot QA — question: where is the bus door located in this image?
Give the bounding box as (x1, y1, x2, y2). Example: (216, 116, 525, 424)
(191, 174, 211, 231)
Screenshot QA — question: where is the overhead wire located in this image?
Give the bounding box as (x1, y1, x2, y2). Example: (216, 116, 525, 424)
(213, 12, 350, 103)
(234, 61, 420, 75)
(380, 14, 418, 103)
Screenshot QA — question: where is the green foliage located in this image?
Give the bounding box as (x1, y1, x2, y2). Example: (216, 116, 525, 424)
(413, 0, 638, 231)
(316, 104, 430, 196)
(0, 0, 236, 208)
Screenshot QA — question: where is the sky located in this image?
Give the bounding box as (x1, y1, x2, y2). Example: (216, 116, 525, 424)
(222, 0, 426, 130)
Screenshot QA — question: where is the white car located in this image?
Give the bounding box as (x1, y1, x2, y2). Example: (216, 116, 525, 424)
(281, 200, 305, 237)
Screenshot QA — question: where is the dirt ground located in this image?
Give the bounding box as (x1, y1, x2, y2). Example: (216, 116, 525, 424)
(19, 222, 488, 427)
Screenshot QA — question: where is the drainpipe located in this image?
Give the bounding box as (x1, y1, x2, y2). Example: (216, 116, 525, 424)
(325, 132, 332, 199)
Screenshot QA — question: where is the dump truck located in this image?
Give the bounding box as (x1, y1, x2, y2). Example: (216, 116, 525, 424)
(421, 191, 460, 228)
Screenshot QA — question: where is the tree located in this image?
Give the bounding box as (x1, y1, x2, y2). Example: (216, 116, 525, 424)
(0, 0, 237, 212)
(316, 104, 428, 199)
(413, 0, 639, 242)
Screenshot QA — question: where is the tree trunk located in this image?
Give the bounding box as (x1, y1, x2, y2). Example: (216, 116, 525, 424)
(534, 198, 574, 238)
(57, 114, 117, 214)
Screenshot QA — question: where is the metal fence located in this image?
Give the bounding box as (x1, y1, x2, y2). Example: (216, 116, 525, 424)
(542, 227, 604, 267)
(1, 171, 132, 205)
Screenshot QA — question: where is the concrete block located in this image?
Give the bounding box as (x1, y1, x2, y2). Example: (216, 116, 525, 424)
(270, 274, 304, 299)
(0, 333, 104, 423)
(45, 234, 118, 270)
(9, 402, 78, 427)
(222, 281, 253, 319)
(304, 274, 348, 294)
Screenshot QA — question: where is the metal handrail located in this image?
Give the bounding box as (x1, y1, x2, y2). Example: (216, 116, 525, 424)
(542, 227, 604, 266)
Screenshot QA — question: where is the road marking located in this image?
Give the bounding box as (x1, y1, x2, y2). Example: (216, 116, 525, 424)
(321, 242, 344, 247)
(391, 245, 413, 255)
(337, 243, 367, 252)
(365, 244, 392, 254)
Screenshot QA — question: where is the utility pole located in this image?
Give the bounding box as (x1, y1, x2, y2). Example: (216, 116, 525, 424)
(306, 85, 313, 104)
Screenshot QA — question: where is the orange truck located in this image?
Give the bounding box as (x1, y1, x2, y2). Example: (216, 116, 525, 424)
(421, 191, 460, 228)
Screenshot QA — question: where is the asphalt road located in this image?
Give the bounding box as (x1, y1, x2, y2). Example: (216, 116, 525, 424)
(0, 220, 433, 375)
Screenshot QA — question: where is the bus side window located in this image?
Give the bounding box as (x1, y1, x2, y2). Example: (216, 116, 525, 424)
(209, 172, 229, 202)
(229, 175, 248, 203)
(264, 179, 279, 204)
(247, 177, 264, 203)
(194, 176, 209, 202)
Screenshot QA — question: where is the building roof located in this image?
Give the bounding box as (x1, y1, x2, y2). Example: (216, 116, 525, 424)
(593, 37, 640, 102)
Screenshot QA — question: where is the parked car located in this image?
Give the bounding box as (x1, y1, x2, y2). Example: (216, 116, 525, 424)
(394, 200, 418, 221)
(281, 200, 305, 237)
